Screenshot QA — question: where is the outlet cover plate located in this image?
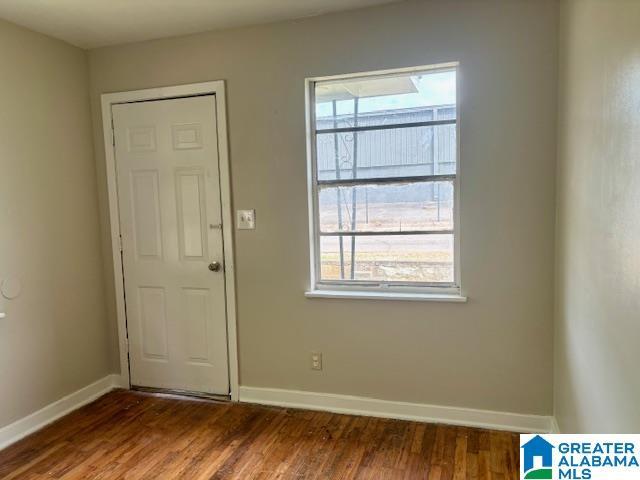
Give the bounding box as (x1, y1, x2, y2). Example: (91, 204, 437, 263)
(311, 352, 322, 371)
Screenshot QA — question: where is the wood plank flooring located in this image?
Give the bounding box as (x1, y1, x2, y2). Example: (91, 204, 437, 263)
(0, 390, 521, 479)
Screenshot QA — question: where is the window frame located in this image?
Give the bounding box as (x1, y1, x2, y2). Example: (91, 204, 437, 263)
(305, 63, 462, 296)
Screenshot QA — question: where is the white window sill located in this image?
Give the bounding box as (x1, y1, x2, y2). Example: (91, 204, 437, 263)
(304, 289, 467, 303)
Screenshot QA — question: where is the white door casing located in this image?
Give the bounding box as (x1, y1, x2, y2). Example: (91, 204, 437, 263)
(112, 95, 229, 395)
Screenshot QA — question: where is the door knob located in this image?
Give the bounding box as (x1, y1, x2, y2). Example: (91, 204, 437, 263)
(208, 261, 222, 272)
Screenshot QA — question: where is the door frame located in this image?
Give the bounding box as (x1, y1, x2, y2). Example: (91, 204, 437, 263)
(100, 80, 239, 401)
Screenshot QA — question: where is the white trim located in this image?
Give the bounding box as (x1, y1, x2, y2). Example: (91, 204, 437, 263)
(305, 289, 467, 302)
(454, 62, 462, 292)
(305, 77, 320, 291)
(0, 375, 122, 451)
(550, 417, 561, 433)
(307, 62, 458, 83)
(100, 81, 239, 401)
(101, 94, 130, 389)
(239, 386, 553, 434)
(304, 63, 463, 295)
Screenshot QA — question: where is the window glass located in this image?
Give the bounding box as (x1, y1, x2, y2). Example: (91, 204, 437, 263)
(310, 67, 458, 289)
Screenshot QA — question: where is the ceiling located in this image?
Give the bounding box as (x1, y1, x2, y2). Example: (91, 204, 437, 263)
(0, 0, 402, 49)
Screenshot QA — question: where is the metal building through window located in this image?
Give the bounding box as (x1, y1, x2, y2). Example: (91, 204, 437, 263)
(307, 65, 460, 293)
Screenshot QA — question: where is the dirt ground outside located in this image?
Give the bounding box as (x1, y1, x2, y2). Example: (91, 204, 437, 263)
(319, 199, 454, 282)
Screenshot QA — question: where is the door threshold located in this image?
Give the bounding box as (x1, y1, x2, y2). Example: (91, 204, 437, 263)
(131, 385, 231, 403)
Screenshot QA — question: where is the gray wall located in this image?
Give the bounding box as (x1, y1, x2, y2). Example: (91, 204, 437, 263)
(555, 0, 640, 432)
(89, 0, 558, 415)
(0, 19, 111, 428)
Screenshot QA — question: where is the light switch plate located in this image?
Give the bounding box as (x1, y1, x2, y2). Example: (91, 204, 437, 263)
(236, 209, 256, 230)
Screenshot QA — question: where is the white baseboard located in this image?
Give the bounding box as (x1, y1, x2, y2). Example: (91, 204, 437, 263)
(239, 386, 553, 433)
(0, 378, 553, 452)
(0, 374, 123, 451)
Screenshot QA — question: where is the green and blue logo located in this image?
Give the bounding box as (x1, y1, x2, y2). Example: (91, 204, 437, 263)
(521, 435, 554, 479)
(520, 434, 640, 480)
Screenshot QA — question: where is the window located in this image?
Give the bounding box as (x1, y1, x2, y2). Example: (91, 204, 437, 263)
(306, 64, 460, 295)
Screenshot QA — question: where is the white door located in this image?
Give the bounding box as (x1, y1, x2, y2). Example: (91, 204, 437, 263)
(113, 95, 229, 395)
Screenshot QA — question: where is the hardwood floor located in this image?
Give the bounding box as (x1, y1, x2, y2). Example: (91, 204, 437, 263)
(0, 390, 521, 479)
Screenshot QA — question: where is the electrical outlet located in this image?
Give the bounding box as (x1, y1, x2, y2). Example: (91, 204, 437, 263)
(311, 352, 322, 371)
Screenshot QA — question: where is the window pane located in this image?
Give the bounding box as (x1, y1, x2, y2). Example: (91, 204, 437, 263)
(319, 181, 453, 233)
(319, 234, 454, 283)
(315, 70, 457, 128)
(316, 124, 456, 180)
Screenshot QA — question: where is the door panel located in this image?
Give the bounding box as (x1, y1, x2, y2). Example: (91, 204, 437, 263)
(113, 95, 229, 395)
(139, 287, 168, 360)
(183, 288, 211, 363)
(176, 169, 207, 259)
(130, 170, 163, 259)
